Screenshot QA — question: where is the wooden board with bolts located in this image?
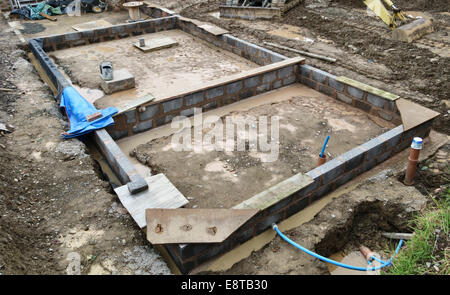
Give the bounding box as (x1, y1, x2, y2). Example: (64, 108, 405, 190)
(146, 208, 259, 244)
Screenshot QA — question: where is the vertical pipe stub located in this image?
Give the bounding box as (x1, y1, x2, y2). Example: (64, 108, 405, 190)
(404, 137, 423, 186)
(317, 154, 327, 167)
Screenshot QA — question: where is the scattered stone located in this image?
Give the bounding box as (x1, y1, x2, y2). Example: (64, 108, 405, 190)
(55, 139, 88, 160)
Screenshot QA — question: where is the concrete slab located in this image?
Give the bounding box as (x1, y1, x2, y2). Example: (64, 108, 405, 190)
(100, 69, 135, 95)
(133, 37, 178, 52)
(114, 173, 189, 228)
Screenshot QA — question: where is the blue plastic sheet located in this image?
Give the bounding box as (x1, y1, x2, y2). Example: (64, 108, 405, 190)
(60, 86, 118, 138)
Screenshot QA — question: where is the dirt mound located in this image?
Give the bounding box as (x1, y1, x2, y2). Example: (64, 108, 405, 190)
(330, 0, 449, 11)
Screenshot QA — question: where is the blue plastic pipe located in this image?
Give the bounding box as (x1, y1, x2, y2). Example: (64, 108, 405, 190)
(320, 136, 330, 158)
(272, 224, 403, 272)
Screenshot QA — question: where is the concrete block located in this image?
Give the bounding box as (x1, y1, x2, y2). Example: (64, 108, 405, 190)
(340, 146, 365, 173)
(367, 93, 386, 108)
(337, 93, 353, 105)
(278, 66, 293, 79)
(244, 76, 260, 88)
(270, 52, 286, 63)
(163, 98, 183, 113)
(335, 169, 358, 187)
(138, 104, 159, 121)
(108, 129, 129, 140)
(319, 85, 336, 97)
(180, 108, 195, 117)
(185, 92, 204, 106)
(361, 158, 376, 173)
(311, 182, 333, 202)
(127, 174, 149, 194)
(328, 76, 345, 92)
(382, 126, 403, 150)
(377, 110, 393, 121)
(226, 81, 243, 94)
(256, 83, 271, 94)
(255, 211, 283, 234)
(64, 32, 81, 42)
(283, 75, 296, 86)
(132, 120, 153, 133)
(284, 195, 309, 219)
(100, 69, 135, 95)
(301, 77, 317, 90)
(311, 68, 329, 84)
(300, 64, 313, 78)
(239, 89, 254, 100)
(262, 71, 277, 84)
(206, 86, 224, 99)
(361, 137, 385, 160)
(354, 100, 371, 113)
(347, 85, 364, 99)
(377, 149, 392, 164)
(232, 225, 255, 246)
(314, 158, 344, 185)
(272, 80, 282, 89)
(124, 110, 137, 124)
(178, 244, 209, 261)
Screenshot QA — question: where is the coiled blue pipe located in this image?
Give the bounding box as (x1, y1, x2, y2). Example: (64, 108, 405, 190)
(272, 223, 403, 272)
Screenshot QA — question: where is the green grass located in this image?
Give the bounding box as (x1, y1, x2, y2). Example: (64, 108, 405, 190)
(384, 187, 449, 275)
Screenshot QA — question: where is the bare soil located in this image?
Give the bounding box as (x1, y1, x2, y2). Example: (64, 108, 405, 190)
(132, 84, 391, 209)
(0, 19, 170, 275)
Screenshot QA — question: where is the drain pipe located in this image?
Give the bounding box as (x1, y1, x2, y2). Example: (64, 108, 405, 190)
(272, 223, 404, 271)
(317, 136, 330, 166)
(404, 137, 423, 186)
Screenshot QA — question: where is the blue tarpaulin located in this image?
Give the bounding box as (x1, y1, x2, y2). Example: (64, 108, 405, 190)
(60, 86, 118, 138)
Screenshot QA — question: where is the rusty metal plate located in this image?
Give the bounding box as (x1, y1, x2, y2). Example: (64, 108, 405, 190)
(146, 208, 259, 244)
(396, 98, 440, 131)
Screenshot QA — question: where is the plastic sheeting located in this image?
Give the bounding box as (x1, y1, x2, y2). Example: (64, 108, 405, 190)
(60, 86, 118, 138)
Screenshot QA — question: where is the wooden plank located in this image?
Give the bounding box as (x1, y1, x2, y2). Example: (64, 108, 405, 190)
(146, 208, 259, 244)
(39, 12, 57, 21)
(114, 173, 189, 228)
(264, 41, 337, 63)
(396, 98, 440, 131)
(133, 37, 178, 53)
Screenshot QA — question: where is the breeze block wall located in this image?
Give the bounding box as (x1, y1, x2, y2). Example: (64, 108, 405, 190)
(106, 57, 304, 139)
(299, 65, 402, 125)
(39, 15, 178, 52)
(177, 18, 287, 66)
